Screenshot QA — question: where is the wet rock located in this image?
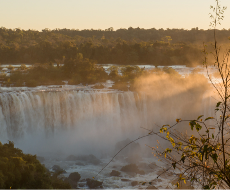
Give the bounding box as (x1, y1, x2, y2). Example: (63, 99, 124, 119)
(121, 178, 131, 182)
(68, 172, 81, 182)
(156, 178, 162, 182)
(51, 165, 66, 174)
(138, 170, 145, 175)
(148, 162, 158, 170)
(138, 163, 155, 174)
(66, 154, 101, 165)
(138, 163, 149, 169)
(68, 172, 81, 189)
(146, 185, 158, 189)
(52, 165, 61, 171)
(121, 164, 145, 175)
(110, 170, 121, 177)
(157, 170, 174, 178)
(86, 178, 103, 188)
(77, 154, 101, 165)
(78, 183, 85, 188)
(131, 181, 138, 186)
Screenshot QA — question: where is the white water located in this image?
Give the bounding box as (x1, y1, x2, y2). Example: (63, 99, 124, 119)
(0, 88, 215, 156)
(0, 90, 145, 155)
(0, 83, 217, 189)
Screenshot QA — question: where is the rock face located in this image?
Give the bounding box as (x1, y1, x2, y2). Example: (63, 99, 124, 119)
(110, 170, 121, 177)
(66, 154, 101, 165)
(86, 178, 103, 188)
(68, 172, 81, 182)
(68, 172, 81, 189)
(77, 154, 101, 165)
(121, 178, 131, 182)
(121, 164, 145, 175)
(131, 181, 138, 186)
(51, 165, 66, 174)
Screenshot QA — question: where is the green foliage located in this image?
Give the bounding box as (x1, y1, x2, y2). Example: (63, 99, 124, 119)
(108, 66, 120, 80)
(162, 66, 180, 77)
(120, 65, 144, 81)
(157, 116, 226, 188)
(152, 1, 230, 188)
(8, 58, 109, 86)
(0, 141, 70, 189)
(63, 58, 108, 85)
(8, 65, 14, 70)
(0, 26, 221, 66)
(4, 58, 184, 87)
(19, 64, 27, 71)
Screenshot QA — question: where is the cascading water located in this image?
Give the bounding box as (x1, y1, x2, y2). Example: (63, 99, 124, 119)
(0, 90, 148, 155)
(0, 66, 220, 189)
(0, 88, 215, 157)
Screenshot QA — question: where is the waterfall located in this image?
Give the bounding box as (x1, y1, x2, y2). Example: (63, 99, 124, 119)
(0, 89, 215, 156)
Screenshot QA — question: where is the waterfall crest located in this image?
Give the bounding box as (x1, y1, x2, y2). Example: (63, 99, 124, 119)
(0, 90, 215, 156)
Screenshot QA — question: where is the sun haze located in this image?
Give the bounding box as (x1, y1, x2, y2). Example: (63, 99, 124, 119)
(0, 0, 230, 31)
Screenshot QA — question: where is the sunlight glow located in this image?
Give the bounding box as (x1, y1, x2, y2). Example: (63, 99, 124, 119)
(0, 0, 230, 31)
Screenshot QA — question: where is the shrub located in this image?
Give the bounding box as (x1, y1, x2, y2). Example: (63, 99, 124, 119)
(0, 141, 70, 189)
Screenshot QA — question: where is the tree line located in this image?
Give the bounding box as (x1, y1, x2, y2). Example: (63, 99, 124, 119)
(3, 56, 188, 88)
(1, 27, 230, 65)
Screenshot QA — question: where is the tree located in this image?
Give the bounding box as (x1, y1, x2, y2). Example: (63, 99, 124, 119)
(0, 141, 71, 189)
(152, 1, 230, 188)
(20, 64, 27, 71)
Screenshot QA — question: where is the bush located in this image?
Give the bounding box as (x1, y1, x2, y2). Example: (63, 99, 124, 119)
(0, 141, 70, 189)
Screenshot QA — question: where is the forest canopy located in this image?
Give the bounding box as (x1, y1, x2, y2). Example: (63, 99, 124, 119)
(1, 27, 230, 65)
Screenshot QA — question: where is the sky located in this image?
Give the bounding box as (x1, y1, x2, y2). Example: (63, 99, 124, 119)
(0, 0, 230, 31)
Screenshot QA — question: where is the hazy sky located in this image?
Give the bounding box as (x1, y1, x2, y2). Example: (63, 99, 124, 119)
(0, 0, 230, 31)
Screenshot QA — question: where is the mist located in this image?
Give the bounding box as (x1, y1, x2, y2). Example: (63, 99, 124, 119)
(0, 70, 218, 160)
(134, 71, 215, 121)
